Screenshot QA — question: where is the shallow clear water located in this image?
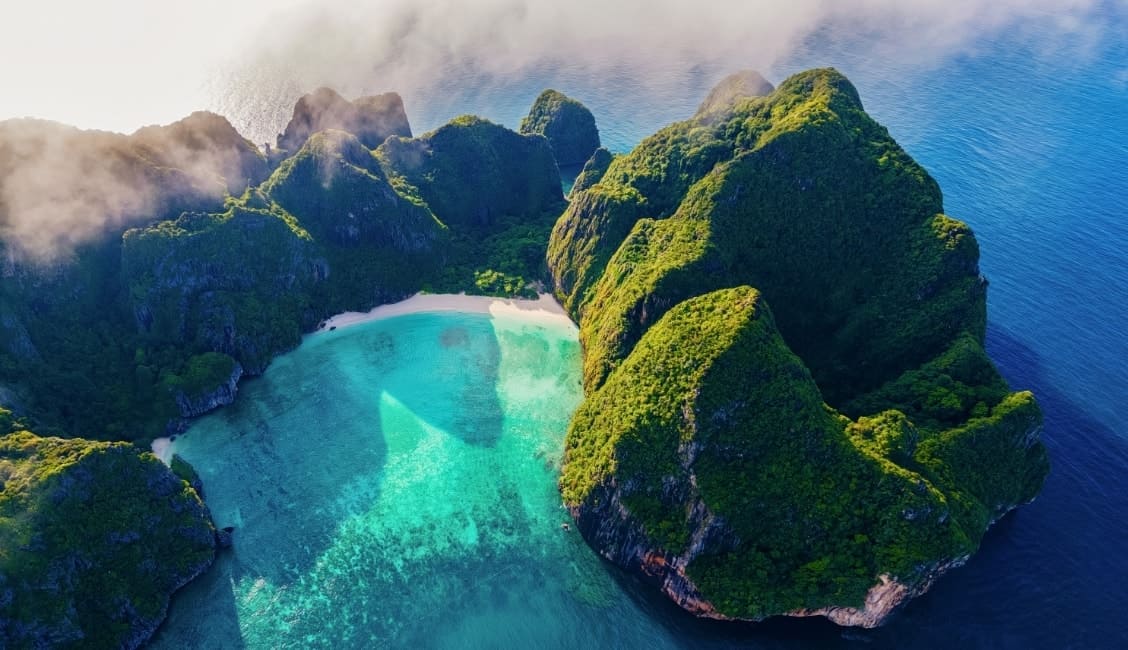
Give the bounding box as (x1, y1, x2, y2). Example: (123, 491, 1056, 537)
(153, 310, 705, 648)
(155, 308, 865, 649)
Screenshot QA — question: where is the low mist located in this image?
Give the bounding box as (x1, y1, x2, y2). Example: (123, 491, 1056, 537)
(0, 0, 1121, 260)
(214, 0, 1115, 143)
(0, 114, 265, 262)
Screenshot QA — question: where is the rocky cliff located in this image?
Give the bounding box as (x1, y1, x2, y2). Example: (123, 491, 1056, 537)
(570, 147, 613, 196)
(171, 354, 244, 419)
(0, 427, 216, 648)
(520, 90, 601, 166)
(552, 69, 1049, 626)
(277, 87, 412, 153)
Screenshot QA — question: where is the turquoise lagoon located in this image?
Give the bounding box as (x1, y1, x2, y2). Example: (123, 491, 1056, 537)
(153, 300, 711, 648)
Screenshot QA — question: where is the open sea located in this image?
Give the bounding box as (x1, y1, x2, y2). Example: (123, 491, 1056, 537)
(153, 4, 1128, 648)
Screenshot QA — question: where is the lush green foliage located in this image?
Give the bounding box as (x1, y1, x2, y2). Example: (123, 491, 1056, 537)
(0, 429, 215, 648)
(0, 112, 564, 442)
(377, 116, 566, 297)
(570, 147, 614, 196)
(379, 115, 563, 230)
(547, 112, 731, 314)
(843, 333, 1011, 431)
(519, 89, 601, 166)
(563, 288, 984, 617)
(553, 68, 985, 403)
(163, 352, 238, 401)
(556, 69, 1049, 620)
(913, 391, 1048, 534)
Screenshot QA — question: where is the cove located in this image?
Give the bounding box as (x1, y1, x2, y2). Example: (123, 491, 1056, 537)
(151, 296, 696, 648)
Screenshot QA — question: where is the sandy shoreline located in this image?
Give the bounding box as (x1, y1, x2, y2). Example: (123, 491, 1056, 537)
(153, 292, 575, 463)
(152, 436, 173, 464)
(315, 292, 575, 333)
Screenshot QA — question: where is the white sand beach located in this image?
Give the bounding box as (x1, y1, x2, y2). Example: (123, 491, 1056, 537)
(316, 292, 574, 333)
(153, 292, 575, 462)
(151, 436, 173, 464)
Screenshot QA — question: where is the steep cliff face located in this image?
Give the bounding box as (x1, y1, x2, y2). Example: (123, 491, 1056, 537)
(570, 147, 613, 196)
(170, 354, 243, 419)
(519, 90, 601, 166)
(0, 429, 216, 649)
(553, 70, 1049, 626)
(378, 115, 563, 229)
(264, 130, 444, 251)
(121, 203, 321, 376)
(277, 87, 412, 153)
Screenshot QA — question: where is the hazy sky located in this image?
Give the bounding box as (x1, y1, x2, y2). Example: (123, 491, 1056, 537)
(0, 0, 307, 131)
(0, 0, 1121, 136)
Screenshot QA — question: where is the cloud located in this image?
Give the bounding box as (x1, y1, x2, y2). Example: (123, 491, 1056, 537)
(0, 121, 162, 261)
(0, 0, 1120, 259)
(0, 113, 264, 262)
(212, 0, 1115, 143)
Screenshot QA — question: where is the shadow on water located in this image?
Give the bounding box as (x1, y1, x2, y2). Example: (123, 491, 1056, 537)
(150, 554, 248, 649)
(152, 313, 509, 647)
(430, 321, 506, 446)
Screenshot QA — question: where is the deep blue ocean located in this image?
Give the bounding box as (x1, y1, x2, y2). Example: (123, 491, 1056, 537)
(161, 6, 1128, 648)
(395, 10, 1128, 647)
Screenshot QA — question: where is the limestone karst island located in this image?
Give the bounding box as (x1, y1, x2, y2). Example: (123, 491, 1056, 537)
(0, 68, 1049, 648)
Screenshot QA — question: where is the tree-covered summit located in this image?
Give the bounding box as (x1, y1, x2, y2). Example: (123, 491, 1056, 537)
(520, 89, 601, 166)
(552, 68, 1048, 626)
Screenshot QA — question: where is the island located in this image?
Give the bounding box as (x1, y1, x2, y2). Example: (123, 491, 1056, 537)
(0, 68, 1047, 646)
(550, 68, 1048, 625)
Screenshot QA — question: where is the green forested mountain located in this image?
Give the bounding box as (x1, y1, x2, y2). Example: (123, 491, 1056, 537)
(0, 109, 564, 444)
(519, 89, 601, 166)
(550, 68, 1048, 625)
(0, 413, 216, 648)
